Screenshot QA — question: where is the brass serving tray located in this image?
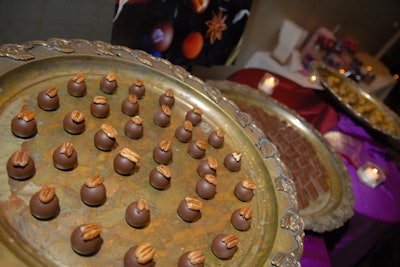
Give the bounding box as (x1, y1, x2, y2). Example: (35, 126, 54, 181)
(312, 62, 400, 146)
(0, 39, 303, 267)
(207, 80, 354, 233)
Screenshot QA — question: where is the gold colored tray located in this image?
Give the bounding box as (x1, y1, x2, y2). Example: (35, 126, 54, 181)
(312, 62, 400, 146)
(0, 39, 303, 266)
(207, 80, 354, 233)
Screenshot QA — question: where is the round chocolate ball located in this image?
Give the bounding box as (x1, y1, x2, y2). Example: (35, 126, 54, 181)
(196, 156, 217, 178)
(177, 197, 202, 222)
(100, 73, 118, 94)
(121, 94, 140, 117)
(124, 116, 144, 139)
(53, 141, 78, 171)
(67, 73, 87, 97)
(208, 129, 224, 149)
(63, 110, 86, 135)
(124, 243, 156, 267)
(178, 251, 205, 267)
(196, 174, 217, 200)
(114, 148, 140, 176)
(125, 199, 150, 228)
(211, 234, 239, 260)
(6, 149, 36, 180)
(37, 87, 60, 111)
(149, 165, 171, 190)
(129, 79, 146, 98)
(94, 124, 118, 151)
(11, 110, 37, 138)
(175, 120, 193, 143)
(159, 88, 175, 107)
(153, 140, 173, 165)
(29, 185, 60, 220)
(187, 140, 207, 159)
(234, 180, 256, 202)
(230, 206, 252, 231)
(153, 105, 171, 127)
(90, 96, 110, 118)
(80, 175, 107, 207)
(223, 152, 242, 172)
(71, 223, 103, 256)
(185, 107, 203, 126)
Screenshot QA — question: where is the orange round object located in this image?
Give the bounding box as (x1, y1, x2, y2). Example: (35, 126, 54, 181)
(182, 32, 204, 60)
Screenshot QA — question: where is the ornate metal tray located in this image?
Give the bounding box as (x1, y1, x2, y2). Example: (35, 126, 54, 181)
(207, 80, 354, 233)
(0, 39, 303, 266)
(312, 62, 400, 146)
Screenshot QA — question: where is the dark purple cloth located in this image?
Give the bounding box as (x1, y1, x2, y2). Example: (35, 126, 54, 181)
(300, 234, 331, 267)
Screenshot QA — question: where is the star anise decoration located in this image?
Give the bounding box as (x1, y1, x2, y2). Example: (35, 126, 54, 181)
(205, 10, 228, 44)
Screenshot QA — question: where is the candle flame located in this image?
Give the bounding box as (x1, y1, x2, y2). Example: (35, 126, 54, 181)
(372, 168, 379, 174)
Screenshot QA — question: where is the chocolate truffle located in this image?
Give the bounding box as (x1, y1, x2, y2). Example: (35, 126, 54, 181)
(153, 105, 171, 127)
(90, 96, 110, 118)
(67, 73, 87, 97)
(185, 107, 203, 126)
(125, 199, 150, 228)
(231, 206, 252, 231)
(121, 94, 140, 117)
(94, 124, 118, 151)
(159, 88, 175, 107)
(223, 151, 242, 172)
(63, 110, 86, 135)
(175, 120, 193, 143)
(129, 79, 146, 98)
(196, 156, 217, 177)
(71, 223, 103, 256)
(37, 86, 60, 111)
(11, 110, 37, 138)
(80, 175, 107, 207)
(124, 116, 144, 139)
(153, 140, 173, 164)
(234, 180, 256, 202)
(187, 140, 207, 159)
(149, 164, 171, 190)
(100, 73, 118, 94)
(6, 148, 36, 180)
(114, 148, 140, 175)
(196, 174, 217, 200)
(53, 141, 78, 171)
(178, 251, 205, 267)
(177, 197, 202, 222)
(211, 234, 239, 260)
(208, 129, 225, 149)
(30, 185, 60, 220)
(124, 243, 156, 267)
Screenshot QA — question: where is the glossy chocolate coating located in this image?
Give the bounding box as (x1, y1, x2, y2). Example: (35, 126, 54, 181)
(187, 141, 206, 159)
(196, 159, 216, 178)
(153, 109, 170, 127)
(234, 182, 254, 202)
(177, 199, 201, 222)
(124, 120, 144, 140)
(30, 191, 60, 220)
(100, 76, 118, 94)
(230, 208, 252, 231)
(124, 246, 155, 267)
(208, 130, 224, 149)
(52, 146, 78, 171)
(63, 112, 85, 135)
(6, 154, 36, 180)
(114, 154, 137, 175)
(11, 116, 37, 138)
(185, 109, 202, 126)
(37, 89, 60, 111)
(125, 201, 150, 228)
(178, 251, 205, 267)
(211, 234, 238, 260)
(70, 225, 103, 256)
(80, 184, 107, 207)
(94, 129, 116, 151)
(67, 80, 86, 97)
(223, 154, 241, 172)
(175, 125, 192, 143)
(121, 98, 140, 117)
(149, 166, 171, 190)
(153, 147, 173, 165)
(196, 178, 216, 200)
(129, 81, 146, 98)
(90, 102, 110, 118)
(159, 92, 175, 107)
